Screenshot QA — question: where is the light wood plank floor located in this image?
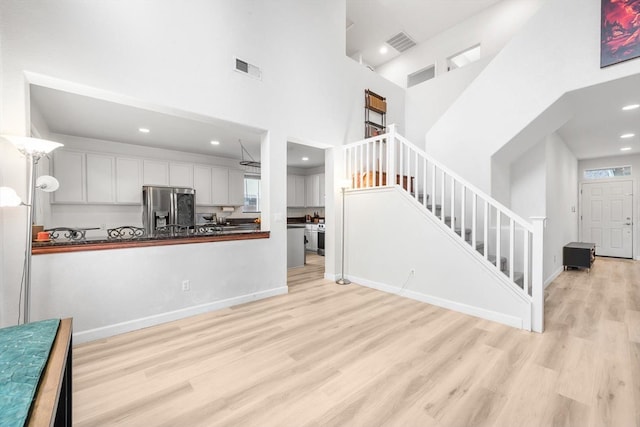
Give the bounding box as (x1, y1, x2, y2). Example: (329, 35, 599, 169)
(287, 252, 325, 287)
(73, 257, 640, 426)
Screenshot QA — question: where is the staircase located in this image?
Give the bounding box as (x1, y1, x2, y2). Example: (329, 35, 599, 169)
(342, 125, 544, 332)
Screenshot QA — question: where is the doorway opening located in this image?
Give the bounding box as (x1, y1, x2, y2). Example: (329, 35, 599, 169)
(580, 179, 633, 258)
(286, 141, 327, 286)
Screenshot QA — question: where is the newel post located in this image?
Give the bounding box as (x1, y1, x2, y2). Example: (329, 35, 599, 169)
(387, 124, 396, 186)
(530, 216, 546, 333)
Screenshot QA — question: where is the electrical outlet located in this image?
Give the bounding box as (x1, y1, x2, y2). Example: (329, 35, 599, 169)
(182, 280, 190, 291)
(410, 268, 416, 275)
(553, 255, 557, 264)
(100, 223, 106, 230)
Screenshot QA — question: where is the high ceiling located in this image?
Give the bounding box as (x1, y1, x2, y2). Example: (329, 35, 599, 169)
(346, 0, 502, 68)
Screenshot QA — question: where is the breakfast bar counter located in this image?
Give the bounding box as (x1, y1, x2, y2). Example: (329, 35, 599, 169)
(32, 230, 270, 255)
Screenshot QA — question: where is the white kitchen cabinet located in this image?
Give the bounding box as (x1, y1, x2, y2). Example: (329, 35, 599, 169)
(228, 169, 245, 206)
(169, 162, 194, 188)
(287, 175, 306, 207)
(305, 224, 318, 251)
(193, 165, 213, 206)
(115, 157, 142, 204)
(304, 173, 325, 207)
(211, 166, 229, 205)
(143, 160, 169, 186)
(52, 150, 86, 203)
(86, 154, 115, 203)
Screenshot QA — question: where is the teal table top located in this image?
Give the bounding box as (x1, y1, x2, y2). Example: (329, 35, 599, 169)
(0, 319, 60, 427)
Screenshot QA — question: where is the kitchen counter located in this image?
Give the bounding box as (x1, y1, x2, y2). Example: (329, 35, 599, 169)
(32, 230, 270, 255)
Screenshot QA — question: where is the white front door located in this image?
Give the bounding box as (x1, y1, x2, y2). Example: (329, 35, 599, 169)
(581, 180, 633, 258)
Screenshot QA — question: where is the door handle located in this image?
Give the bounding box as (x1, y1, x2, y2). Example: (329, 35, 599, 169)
(625, 222, 632, 225)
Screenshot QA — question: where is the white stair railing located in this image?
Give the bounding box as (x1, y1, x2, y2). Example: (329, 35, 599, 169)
(343, 125, 544, 332)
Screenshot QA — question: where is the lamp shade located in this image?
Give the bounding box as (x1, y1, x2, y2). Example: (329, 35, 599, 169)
(2, 135, 63, 156)
(35, 175, 60, 192)
(0, 186, 23, 207)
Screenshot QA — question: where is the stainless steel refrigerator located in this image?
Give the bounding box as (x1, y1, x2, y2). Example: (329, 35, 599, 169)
(142, 186, 196, 236)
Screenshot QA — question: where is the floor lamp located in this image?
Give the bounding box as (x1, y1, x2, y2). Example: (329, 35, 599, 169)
(1, 136, 63, 324)
(336, 180, 351, 285)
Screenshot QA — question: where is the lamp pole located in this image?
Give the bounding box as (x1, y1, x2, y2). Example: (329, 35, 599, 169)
(336, 185, 350, 285)
(2, 135, 63, 324)
(23, 153, 36, 324)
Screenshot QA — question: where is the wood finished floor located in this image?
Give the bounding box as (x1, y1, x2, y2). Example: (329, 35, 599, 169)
(73, 257, 640, 426)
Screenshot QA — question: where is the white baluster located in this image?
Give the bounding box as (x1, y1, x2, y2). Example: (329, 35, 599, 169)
(461, 185, 466, 244)
(431, 166, 436, 214)
(509, 219, 514, 282)
(416, 151, 420, 200)
(524, 230, 530, 295)
(366, 141, 370, 187)
(450, 176, 455, 231)
(423, 157, 427, 207)
(472, 193, 477, 250)
(483, 201, 489, 260)
(440, 170, 445, 221)
(387, 131, 395, 186)
(531, 217, 545, 333)
(378, 139, 383, 186)
(496, 209, 501, 272)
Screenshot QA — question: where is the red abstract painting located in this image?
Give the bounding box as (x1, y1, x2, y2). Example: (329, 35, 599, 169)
(602, 0, 640, 67)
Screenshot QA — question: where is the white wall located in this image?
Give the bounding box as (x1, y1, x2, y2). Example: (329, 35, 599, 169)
(544, 133, 578, 282)
(377, 0, 545, 88)
(345, 187, 532, 330)
(425, 0, 640, 194)
(0, 0, 405, 330)
(31, 239, 286, 343)
(404, 58, 490, 144)
(579, 154, 640, 259)
(509, 132, 578, 285)
(510, 141, 546, 219)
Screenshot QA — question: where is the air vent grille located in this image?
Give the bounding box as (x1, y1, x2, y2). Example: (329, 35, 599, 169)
(386, 32, 416, 53)
(234, 57, 262, 80)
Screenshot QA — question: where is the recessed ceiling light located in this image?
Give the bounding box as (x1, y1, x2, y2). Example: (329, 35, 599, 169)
(210, 140, 220, 145)
(302, 156, 309, 161)
(621, 147, 632, 151)
(622, 104, 640, 111)
(138, 128, 150, 133)
(379, 45, 388, 54)
(621, 133, 635, 139)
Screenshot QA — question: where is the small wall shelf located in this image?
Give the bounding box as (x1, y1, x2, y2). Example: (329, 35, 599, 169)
(365, 89, 386, 138)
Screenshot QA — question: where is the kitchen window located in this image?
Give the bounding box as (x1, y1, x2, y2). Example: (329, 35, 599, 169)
(243, 175, 261, 212)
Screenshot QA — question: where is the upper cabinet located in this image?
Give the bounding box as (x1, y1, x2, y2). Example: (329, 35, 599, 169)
(306, 173, 325, 207)
(51, 149, 245, 207)
(143, 160, 169, 186)
(86, 154, 115, 203)
(228, 169, 245, 206)
(199, 166, 244, 207)
(287, 175, 306, 207)
(193, 165, 213, 206)
(115, 158, 143, 204)
(288, 173, 324, 208)
(169, 162, 194, 188)
(52, 150, 86, 203)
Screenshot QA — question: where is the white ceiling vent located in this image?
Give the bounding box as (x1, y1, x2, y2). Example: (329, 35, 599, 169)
(386, 32, 416, 53)
(235, 57, 262, 80)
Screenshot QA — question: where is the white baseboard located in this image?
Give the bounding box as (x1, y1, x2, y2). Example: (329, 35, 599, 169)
(544, 266, 564, 288)
(349, 275, 525, 330)
(74, 286, 288, 344)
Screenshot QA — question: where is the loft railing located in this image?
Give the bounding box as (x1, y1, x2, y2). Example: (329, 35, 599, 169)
(342, 124, 545, 332)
